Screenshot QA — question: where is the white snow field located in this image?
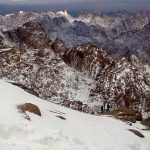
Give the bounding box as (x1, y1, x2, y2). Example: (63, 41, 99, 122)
(0, 80, 150, 150)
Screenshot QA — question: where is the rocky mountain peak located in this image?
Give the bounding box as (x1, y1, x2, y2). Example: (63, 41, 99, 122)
(51, 38, 67, 56)
(52, 41, 112, 79)
(4, 21, 51, 49)
(57, 10, 69, 16)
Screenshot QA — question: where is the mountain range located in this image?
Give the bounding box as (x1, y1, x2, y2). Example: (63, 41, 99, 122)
(0, 10, 150, 115)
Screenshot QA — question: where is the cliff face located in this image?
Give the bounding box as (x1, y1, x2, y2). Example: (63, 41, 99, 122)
(5, 22, 51, 49)
(52, 39, 150, 113)
(91, 56, 150, 112)
(52, 40, 112, 79)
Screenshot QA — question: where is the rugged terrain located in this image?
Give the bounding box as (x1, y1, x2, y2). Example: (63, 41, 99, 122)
(1, 10, 150, 58)
(0, 10, 150, 115)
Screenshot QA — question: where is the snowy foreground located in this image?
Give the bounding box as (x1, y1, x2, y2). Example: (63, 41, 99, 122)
(0, 80, 150, 150)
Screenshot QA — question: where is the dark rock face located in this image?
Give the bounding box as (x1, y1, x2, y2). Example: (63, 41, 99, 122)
(51, 38, 67, 56)
(0, 34, 9, 49)
(63, 44, 112, 79)
(0, 35, 5, 48)
(5, 22, 51, 49)
(61, 100, 95, 114)
(10, 82, 39, 97)
(91, 55, 150, 112)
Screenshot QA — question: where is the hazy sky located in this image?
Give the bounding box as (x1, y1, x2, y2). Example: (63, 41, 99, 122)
(0, 0, 149, 4)
(0, 0, 149, 15)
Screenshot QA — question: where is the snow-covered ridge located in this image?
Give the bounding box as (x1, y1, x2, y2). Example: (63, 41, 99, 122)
(56, 10, 69, 16)
(0, 80, 150, 150)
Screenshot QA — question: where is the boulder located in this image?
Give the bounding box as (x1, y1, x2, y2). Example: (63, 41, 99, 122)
(18, 103, 41, 117)
(142, 117, 150, 128)
(105, 108, 142, 123)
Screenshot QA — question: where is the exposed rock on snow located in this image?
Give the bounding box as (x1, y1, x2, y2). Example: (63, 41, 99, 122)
(105, 108, 142, 123)
(18, 103, 42, 117)
(128, 129, 145, 138)
(142, 117, 150, 128)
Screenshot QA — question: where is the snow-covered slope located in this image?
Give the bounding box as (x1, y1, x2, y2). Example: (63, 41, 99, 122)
(0, 80, 150, 150)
